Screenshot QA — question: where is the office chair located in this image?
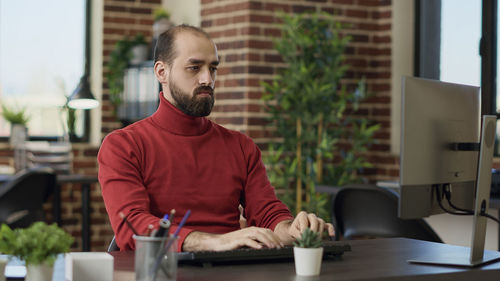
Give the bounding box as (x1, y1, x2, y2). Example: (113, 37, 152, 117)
(332, 185, 443, 243)
(0, 167, 56, 229)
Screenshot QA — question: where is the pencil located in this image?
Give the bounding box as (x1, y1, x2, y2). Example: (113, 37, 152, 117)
(119, 211, 139, 236)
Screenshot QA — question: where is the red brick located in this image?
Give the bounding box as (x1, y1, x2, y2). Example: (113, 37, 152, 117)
(292, 5, 316, 13)
(216, 92, 245, 100)
(345, 9, 369, 18)
(373, 35, 391, 43)
(358, 0, 391, 7)
(248, 66, 274, 74)
(263, 3, 291, 12)
(372, 10, 392, 19)
(103, 28, 127, 35)
(372, 108, 390, 116)
(264, 54, 283, 63)
(247, 40, 273, 49)
(201, 20, 213, 28)
(104, 5, 127, 12)
(104, 17, 135, 24)
(330, 0, 354, 4)
(370, 83, 391, 92)
(249, 14, 275, 24)
(130, 7, 152, 14)
(240, 27, 261, 36)
(350, 34, 370, 43)
(264, 28, 281, 37)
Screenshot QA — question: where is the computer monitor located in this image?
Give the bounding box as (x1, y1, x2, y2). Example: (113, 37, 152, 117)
(399, 76, 479, 219)
(399, 76, 500, 267)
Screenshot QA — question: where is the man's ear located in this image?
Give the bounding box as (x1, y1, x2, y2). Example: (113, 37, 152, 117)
(154, 61, 169, 84)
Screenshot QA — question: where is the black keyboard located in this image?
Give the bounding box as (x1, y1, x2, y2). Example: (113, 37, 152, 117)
(177, 241, 351, 266)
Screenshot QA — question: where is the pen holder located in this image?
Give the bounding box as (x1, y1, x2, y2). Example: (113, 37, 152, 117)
(133, 235, 178, 281)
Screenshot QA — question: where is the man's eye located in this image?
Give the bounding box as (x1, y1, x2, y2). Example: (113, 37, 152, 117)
(210, 67, 218, 72)
(188, 66, 199, 71)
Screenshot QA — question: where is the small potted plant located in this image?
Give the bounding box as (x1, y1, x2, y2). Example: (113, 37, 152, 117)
(152, 7, 173, 40)
(0, 104, 29, 146)
(0, 222, 73, 281)
(293, 228, 324, 276)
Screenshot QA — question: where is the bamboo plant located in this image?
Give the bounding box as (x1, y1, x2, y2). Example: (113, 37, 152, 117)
(261, 12, 380, 219)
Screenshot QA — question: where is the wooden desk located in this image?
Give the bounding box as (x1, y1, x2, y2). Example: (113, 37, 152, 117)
(0, 173, 98, 252)
(110, 238, 500, 281)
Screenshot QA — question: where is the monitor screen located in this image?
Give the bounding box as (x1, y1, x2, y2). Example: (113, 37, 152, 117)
(399, 76, 479, 219)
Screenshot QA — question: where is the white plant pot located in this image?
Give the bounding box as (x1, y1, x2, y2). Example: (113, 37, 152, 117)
(293, 247, 324, 276)
(25, 263, 54, 281)
(130, 44, 149, 65)
(0, 257, 7, 281)
(10, 124, 27, 147)
(153, 18, 173, 39)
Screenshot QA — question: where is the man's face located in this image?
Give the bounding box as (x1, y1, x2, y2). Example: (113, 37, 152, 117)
(164, 31, 219, 117)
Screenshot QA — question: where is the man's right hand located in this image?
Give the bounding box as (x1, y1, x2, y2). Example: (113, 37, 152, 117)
(182, 227, 284, 252)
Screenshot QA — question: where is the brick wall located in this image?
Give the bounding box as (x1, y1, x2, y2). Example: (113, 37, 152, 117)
(0, 0, 399, 252)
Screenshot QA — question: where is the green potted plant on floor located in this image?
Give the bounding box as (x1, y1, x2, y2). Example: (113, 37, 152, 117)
(106, 33, 150, 111)
(0, 222, 73, 281)
(261, 12, 380, 219)
(0, 104, 30, 146)
(293, 228, 323, 276)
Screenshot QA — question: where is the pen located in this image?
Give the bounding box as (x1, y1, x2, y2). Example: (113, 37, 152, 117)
(155, 214, 171, 238)
(151, 209, 191, 281)
(119, 211, 139, 236)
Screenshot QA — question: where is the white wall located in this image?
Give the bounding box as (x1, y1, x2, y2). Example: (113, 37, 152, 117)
(391, 0, 414, 156)
(90, 0, 103, 146)
(162, 0, 201, 26)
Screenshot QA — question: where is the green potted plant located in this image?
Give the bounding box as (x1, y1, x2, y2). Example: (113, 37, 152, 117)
(1, 104, 30, 146)
(293, 228, 323, 276)
(0, 222, 73, 281)
(261, 12, 380, 219)
(106, 33, 149, 110)
(152, 7, 173, 40)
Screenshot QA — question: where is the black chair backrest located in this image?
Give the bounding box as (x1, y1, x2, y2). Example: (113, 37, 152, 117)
(0, 167, 56, 228)
(332, 185, 443, 243)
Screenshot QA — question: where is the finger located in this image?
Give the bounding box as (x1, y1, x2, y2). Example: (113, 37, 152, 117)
(238, 238, 263, 250)
(297, 211, 309, 233)
(253, 229, 282, 248)
(326, 223, 335, 237)
(317, 218, 325, 236)
(308, 213, 319, 232)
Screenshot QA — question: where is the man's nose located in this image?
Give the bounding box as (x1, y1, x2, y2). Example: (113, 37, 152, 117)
(199, 68, 214, 86)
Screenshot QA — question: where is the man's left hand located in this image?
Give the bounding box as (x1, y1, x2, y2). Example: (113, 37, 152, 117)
(274, 211, 335, 244)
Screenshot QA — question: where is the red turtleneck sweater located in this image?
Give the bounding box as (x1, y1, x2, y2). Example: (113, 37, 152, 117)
(98, 93, 293, 251)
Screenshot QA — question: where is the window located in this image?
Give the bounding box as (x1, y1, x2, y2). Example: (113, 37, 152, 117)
(0, 0, 85, 139)
(416, 0, 499, 153)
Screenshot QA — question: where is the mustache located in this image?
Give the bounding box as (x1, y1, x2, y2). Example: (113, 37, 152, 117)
(193, 86, 214, 96)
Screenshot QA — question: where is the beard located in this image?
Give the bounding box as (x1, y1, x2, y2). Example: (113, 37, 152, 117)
(169, 79, 215, 117)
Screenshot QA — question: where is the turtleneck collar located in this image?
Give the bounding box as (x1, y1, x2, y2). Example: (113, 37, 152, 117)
(151, 92, 211, 136)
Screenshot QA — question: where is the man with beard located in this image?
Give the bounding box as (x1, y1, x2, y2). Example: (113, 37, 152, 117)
(98, 25, 334, 252)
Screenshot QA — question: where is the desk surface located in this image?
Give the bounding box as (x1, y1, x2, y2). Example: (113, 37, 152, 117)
(111, 238, 500, 281)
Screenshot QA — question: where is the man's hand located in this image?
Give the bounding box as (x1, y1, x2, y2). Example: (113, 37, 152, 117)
(182, 227, 284, 252)
(274, 211, 335, 244)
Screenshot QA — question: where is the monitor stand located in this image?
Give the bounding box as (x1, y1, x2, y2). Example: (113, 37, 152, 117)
(409, 115, 500, 267)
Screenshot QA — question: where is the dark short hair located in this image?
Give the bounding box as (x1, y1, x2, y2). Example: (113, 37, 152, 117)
(153, 24, 212, 66)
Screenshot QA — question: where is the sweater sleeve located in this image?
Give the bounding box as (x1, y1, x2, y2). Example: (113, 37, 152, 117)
(240, 135, 294, 229)
(98, 131, 194, 251)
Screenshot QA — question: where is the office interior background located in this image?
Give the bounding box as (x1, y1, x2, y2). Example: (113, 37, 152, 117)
(1, 0, 499, 251)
